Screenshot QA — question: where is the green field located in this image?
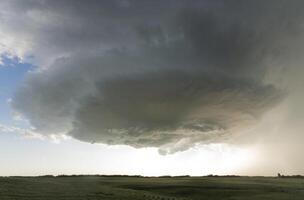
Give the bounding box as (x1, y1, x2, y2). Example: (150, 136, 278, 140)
(0, 175, 304, 200)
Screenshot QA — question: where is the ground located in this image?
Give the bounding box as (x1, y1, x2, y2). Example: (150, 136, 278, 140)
(0, 175, 304, 200)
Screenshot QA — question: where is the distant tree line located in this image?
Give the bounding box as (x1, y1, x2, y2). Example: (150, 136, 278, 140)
(277, 173, 304, 178)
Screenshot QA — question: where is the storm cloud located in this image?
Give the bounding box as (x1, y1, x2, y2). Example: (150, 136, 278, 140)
(4, 0, 304, 154)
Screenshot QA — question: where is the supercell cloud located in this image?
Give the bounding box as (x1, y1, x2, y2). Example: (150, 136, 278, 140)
(2, 0, 304, 154)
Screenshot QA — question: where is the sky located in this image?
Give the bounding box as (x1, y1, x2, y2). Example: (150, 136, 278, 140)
(0, 0, 304, 176)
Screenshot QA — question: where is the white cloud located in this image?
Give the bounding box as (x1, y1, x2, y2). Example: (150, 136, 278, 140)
(0, 123, 43, 140)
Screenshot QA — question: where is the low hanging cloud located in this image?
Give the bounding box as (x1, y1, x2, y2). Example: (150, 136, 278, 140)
(6, 0, 304, 154)
(71, 71, 282, 154)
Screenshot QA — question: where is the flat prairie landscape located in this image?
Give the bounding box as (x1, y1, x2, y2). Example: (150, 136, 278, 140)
(0, 176, 304, 200)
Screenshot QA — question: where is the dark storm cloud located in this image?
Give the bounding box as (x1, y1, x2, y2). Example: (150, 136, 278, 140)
(8, 0, 304, 153)
(71, 71, 281, 154)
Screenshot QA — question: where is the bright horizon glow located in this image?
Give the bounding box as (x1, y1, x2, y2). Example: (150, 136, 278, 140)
(0, 131, 257, 176)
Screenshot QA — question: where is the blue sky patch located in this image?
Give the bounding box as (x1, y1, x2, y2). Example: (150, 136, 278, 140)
(0, 55, 34, 124)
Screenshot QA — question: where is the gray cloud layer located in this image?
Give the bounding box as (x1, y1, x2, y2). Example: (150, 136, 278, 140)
(4, 0, 304, 154)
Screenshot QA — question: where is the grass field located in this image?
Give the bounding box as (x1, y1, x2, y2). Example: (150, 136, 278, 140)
(0, 175, 304, 200)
